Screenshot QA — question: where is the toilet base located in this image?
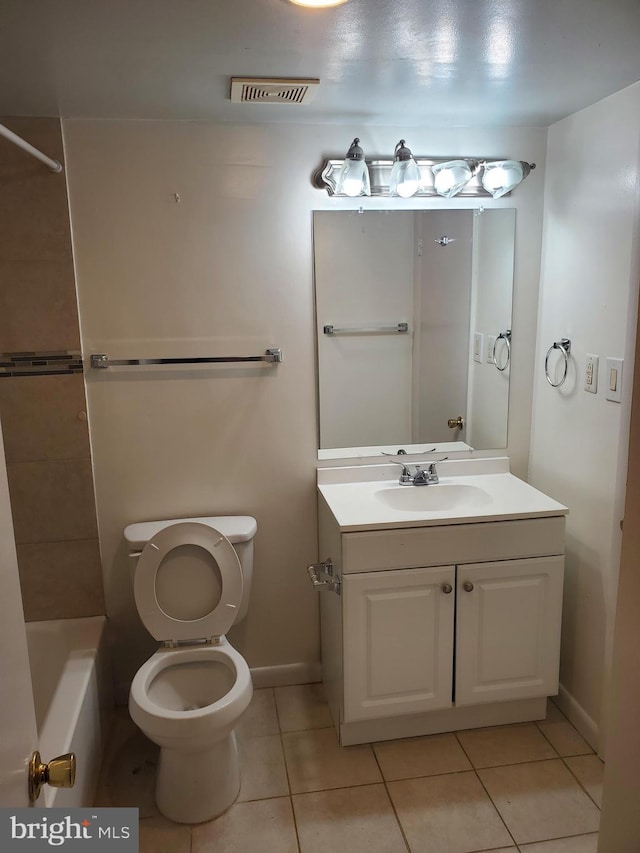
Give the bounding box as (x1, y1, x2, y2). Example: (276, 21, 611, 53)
(155, 732, 241, 824)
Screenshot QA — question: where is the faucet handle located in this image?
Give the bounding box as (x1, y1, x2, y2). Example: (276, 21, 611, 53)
(386, 458, 411, 473)
(385, 458, 419, 483)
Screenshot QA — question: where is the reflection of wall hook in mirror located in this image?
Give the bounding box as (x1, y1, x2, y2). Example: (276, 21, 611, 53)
(174, 193, 181, 203)
(435, 236, 456, 246)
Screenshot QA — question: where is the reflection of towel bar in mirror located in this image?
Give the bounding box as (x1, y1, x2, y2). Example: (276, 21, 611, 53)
(90, 348, 283, 369)
(323, 322, 409, 336)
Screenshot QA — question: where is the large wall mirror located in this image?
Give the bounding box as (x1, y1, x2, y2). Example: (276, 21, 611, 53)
(313, 209, 515, 454)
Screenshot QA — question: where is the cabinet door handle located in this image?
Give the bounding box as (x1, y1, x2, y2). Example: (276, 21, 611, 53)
(441, 583, 453, 594)
(462, 581, 474, 592)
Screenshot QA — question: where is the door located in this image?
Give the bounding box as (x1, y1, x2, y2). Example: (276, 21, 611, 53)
(0, 418, 38, 806)
(455, 557, 564, 706)
(343, 565, 455, 722)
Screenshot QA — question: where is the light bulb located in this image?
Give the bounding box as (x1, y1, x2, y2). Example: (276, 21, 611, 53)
(335, 138, 371, 197)
(432, 160, 476, 198)
(338, 160, 368, 197)
(481, 160, 529, 198)
(289, 0, 349, 6)
(389, 140, 422, 198)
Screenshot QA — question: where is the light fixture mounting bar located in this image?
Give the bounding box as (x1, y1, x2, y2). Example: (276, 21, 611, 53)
(315, 157, 521, 197)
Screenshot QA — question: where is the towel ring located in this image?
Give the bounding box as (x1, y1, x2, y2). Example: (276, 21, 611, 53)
(545, 338, 571, 387)
(492, 330, 511, 371)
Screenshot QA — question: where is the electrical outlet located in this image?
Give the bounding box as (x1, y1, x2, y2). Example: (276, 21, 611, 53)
(585, 354, 598, 393)
(487, 335, 497, 363)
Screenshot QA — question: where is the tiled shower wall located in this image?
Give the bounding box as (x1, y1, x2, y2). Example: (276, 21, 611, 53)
(0, 117, 104, 620)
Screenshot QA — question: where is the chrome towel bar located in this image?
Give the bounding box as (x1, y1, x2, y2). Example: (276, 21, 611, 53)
(90, 348, 283, 369)
(323, 322, 408, 336)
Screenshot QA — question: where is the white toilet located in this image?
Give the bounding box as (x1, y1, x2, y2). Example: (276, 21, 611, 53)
(125, 515, 257, 824)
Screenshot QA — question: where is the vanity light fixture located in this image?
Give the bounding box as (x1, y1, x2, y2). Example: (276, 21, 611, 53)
(314, 146, 536, 198)
(289, 0, 349, 6)
(389, 140, 422, 198)
(334, 138, 371, 197)
(432, 159, 478, 198)
(481, 160, 534, 198)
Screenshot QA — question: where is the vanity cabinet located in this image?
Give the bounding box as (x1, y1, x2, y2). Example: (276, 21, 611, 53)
(318, 499, 566, 745)
(455, 558, 563, 706)
(343, 565, 455, 722)
(343, 555, 563, 724)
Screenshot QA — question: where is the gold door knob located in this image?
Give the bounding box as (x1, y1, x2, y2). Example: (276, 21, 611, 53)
(448, 416, 464, 429)
(29, 751, 76, 802)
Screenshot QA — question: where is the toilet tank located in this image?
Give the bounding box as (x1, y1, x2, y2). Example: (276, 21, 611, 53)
(124, 516, 257, 624)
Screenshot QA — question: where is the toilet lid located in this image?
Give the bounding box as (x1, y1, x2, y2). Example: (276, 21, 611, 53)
(134, 522, 243, 643)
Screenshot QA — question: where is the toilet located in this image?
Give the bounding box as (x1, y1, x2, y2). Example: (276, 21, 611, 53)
(125, 515, 257, 824)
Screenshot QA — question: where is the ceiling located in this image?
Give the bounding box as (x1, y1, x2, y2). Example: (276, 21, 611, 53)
(1, 0, 640, 127)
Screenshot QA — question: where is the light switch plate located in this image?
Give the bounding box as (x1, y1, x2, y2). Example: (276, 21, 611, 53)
(473, 332, 484, 363)
(487, 335, 497, 363)
(606, 358, 623, 403)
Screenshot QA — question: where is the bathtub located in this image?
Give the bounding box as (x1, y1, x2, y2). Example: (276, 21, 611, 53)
(25, 616, 113, 807)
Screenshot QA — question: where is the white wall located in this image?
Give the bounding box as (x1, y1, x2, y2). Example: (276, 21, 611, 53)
(62, 120, 546, 696)
(529, 82, 640, 750)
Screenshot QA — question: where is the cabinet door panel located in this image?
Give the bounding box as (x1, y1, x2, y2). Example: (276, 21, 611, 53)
(455, 557, 564, 706)
(343, 566, 455, 722)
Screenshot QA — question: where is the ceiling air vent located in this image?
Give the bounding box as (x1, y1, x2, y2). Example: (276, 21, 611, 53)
(230, 77, 320, 105)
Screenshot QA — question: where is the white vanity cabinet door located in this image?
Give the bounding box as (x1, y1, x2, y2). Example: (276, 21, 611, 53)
(455, 556, 564, 706)
(343, 565, 455, 722)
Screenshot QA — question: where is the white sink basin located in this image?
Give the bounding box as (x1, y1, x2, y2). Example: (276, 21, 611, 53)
(375, 483, 493, 512)
(317, 460, 569, 531)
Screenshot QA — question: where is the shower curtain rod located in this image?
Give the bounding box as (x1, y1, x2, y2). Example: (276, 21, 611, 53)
(0, 123, 63, 173)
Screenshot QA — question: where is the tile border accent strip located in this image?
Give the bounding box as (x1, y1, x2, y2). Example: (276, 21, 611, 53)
(0, 351, 84, 377)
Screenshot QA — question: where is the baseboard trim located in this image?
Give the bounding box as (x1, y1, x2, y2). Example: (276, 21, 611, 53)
(555, 683, 599, 751)
(250, 662, 321, 689)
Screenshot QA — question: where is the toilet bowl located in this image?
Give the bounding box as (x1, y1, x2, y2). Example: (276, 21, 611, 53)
(125, 516, 257, 824)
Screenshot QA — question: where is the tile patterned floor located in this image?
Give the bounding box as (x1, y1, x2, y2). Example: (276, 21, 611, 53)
(96, 686, 602, 853)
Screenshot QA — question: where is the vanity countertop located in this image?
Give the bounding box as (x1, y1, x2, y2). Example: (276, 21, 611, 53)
(317, 458, 568, 532)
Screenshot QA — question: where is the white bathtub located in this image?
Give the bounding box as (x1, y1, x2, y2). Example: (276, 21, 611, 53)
(26, 616, 113, 807)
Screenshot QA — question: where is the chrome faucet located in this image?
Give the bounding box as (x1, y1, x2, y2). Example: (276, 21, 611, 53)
(389, 459, 441, 486)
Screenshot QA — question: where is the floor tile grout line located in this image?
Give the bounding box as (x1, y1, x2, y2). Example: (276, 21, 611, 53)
(559, 754, 603, 810)
(279, 723, 335, 735)
(273, 688, 303, 853)
(534, 716, 594, 759)
(453, 730, 519, 850)
(370, 741, 412, 853)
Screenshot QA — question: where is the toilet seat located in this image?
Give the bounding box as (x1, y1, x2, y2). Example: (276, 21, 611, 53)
(134, 522, 243, 644)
